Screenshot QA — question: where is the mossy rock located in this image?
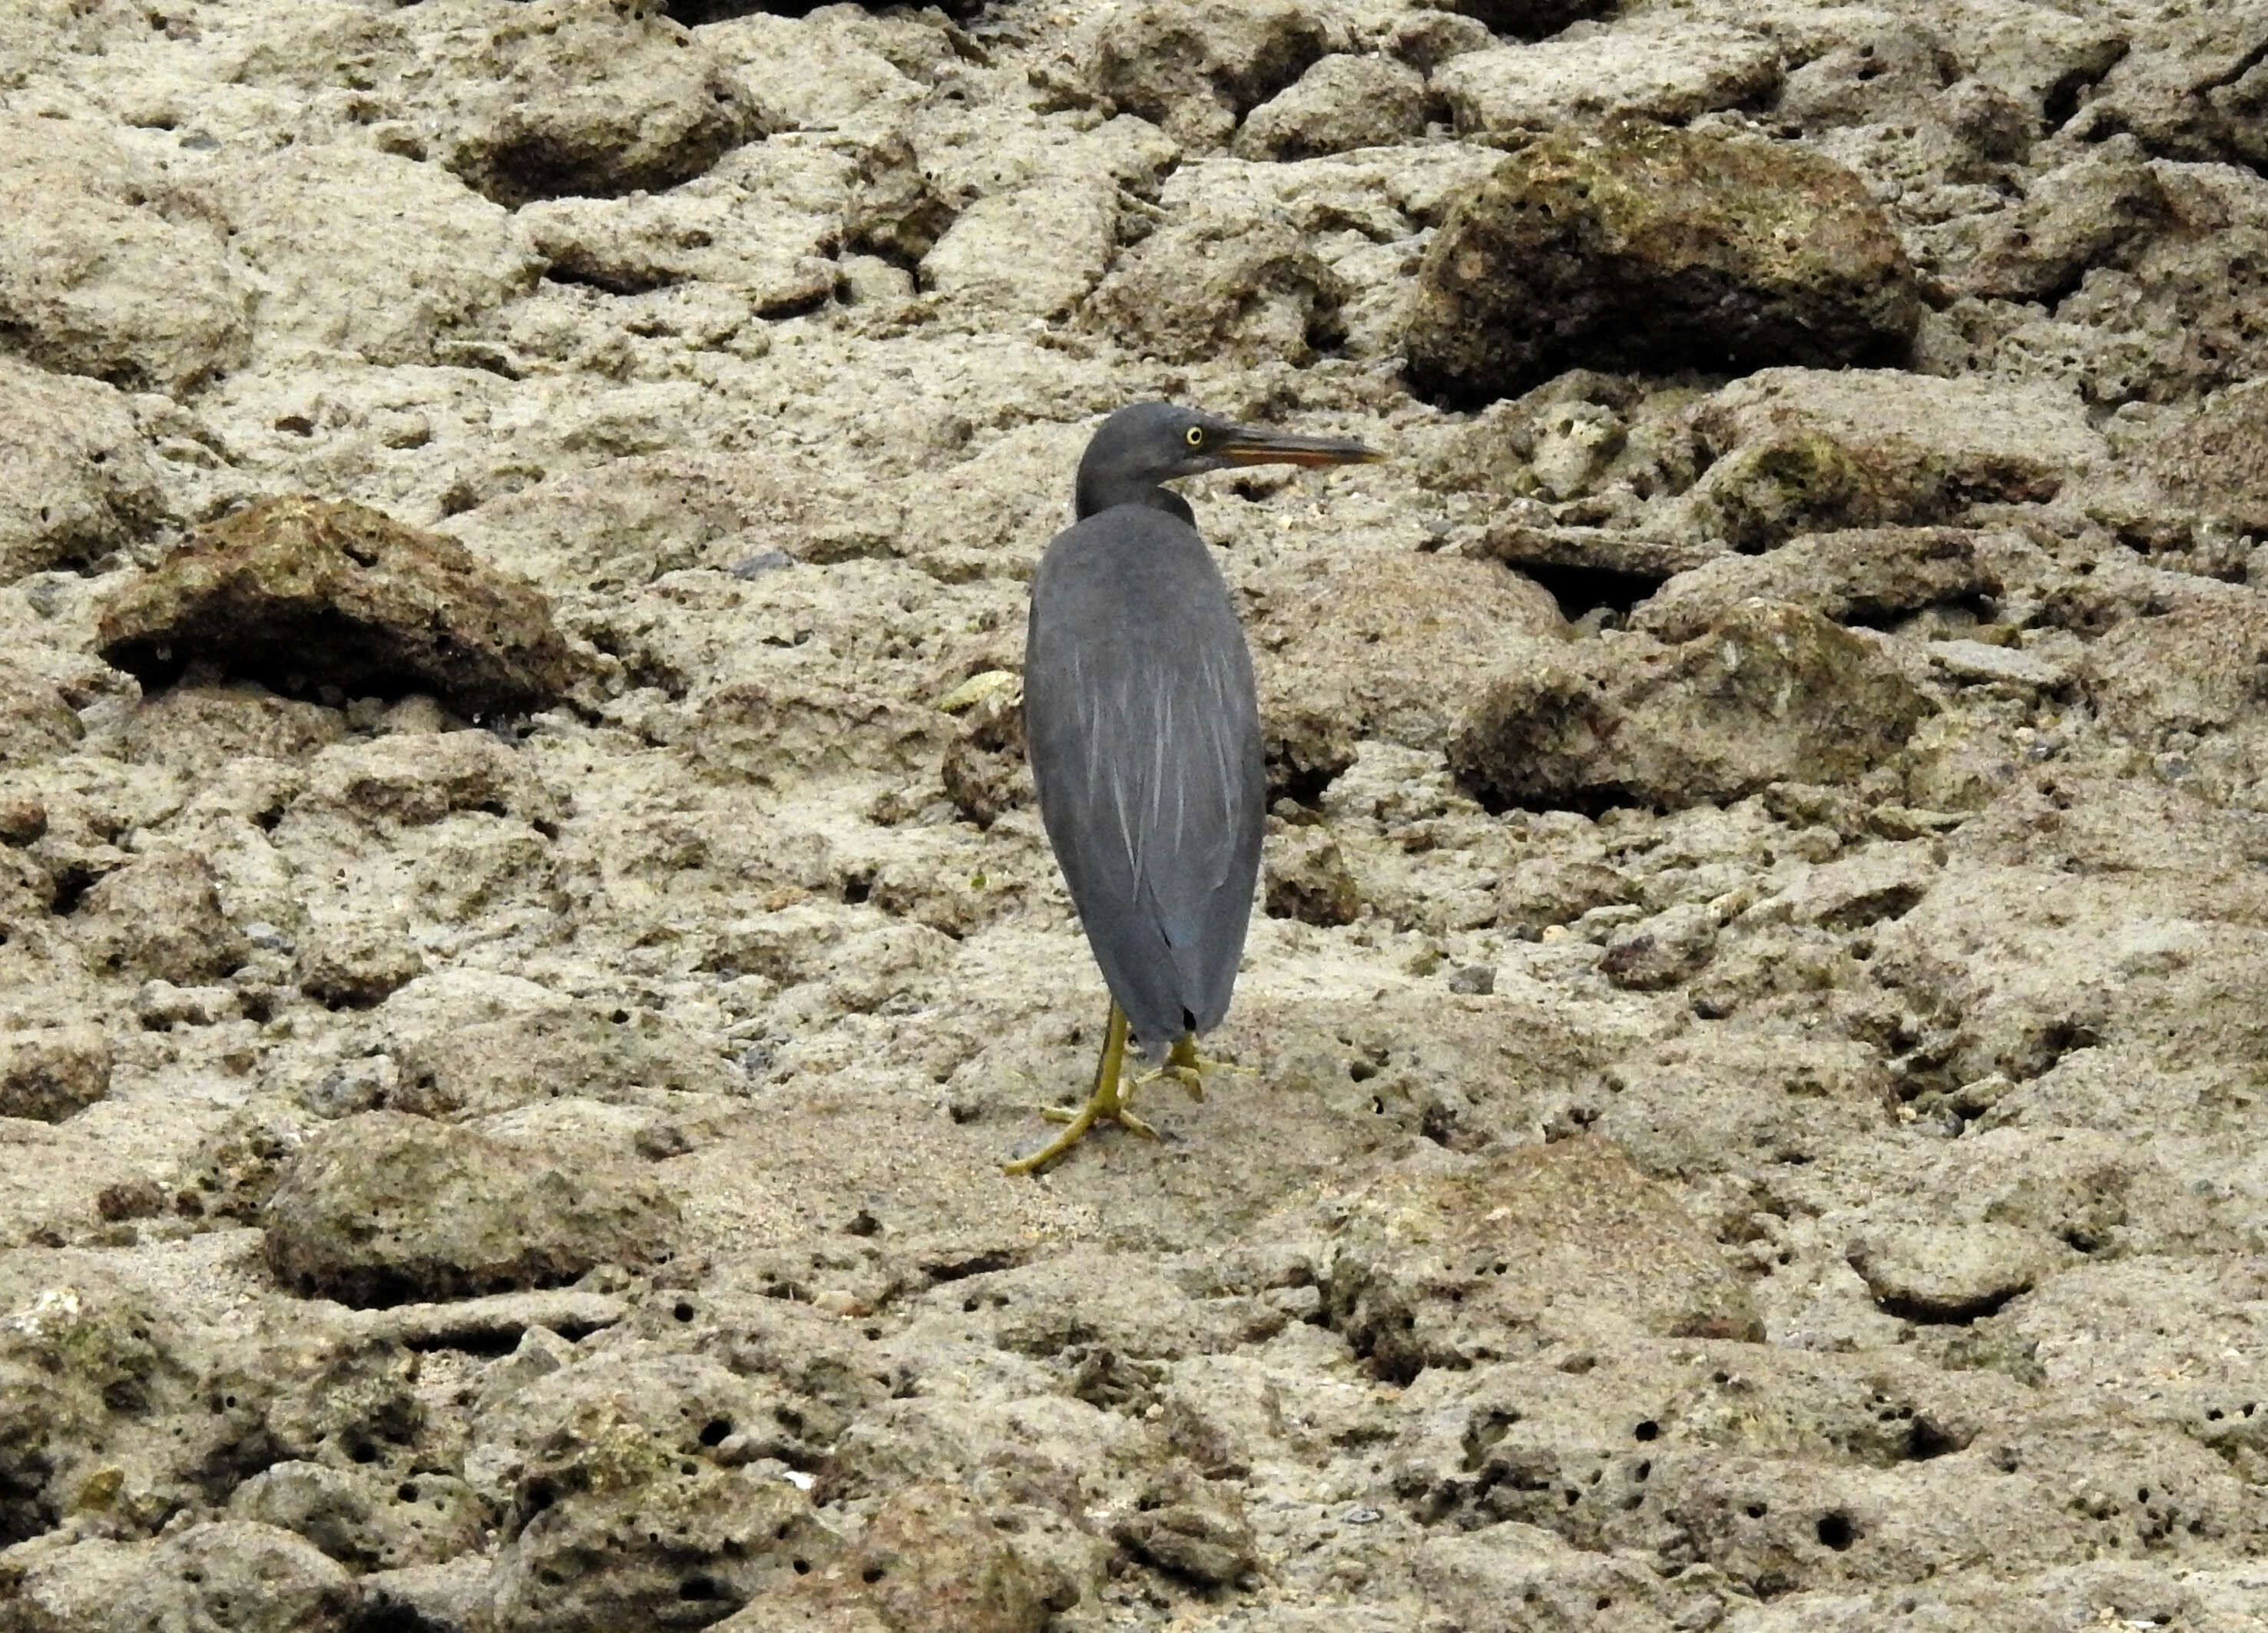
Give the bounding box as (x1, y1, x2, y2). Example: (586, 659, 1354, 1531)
(97, 496, 582, 720)
(1405, 119, 1920, 405)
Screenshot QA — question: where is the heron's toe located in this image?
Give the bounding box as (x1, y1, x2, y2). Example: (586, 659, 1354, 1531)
(1002, 1087, 1159, 1175)
(1136, 1033, 1248, 1104)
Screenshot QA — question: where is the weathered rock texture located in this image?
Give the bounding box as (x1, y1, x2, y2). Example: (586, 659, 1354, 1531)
(1405, 121, 1922, 405)
(263, 1111, 680, 1306)
(2, 0, 2267, 1627)
(96, 496, 583, 718)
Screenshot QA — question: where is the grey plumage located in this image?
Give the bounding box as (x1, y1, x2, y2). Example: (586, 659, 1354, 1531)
(1022, 402, 1380, 1064)
(1025, 501, 1264, 1055)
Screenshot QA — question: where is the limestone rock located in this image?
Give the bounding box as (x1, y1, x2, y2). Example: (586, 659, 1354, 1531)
(97, 496, 583, 720)
(2081, 0, 2268, 171)
(790, 1482, 1054, 1632)
(1405, 122, 1919, 406)
(295, 919, 426, 1012)
(1942, 141, 2170, 303)
(1113, 1479, 1257, 1588)
(0, 661, 82, 765)
(700, 9, 921, 133)
(2082, 593, 2268, 747)
(1599, 901, 1720, 991)
(1637, 526, 2029, 644)
(1465, 522, 1728, 605)
(1088, 0, 1331, 147)
(939, 682, 1030, 829)
(0, 1025, 111, 1123)
(1848, 1224, 2071, 1323)
(0, 1522, 359, 1633)
(0, 1256, 183, 1537)
(1594, 1028, 1896, 1179)
(73, 850, 249, 985)
(1678, 372, 2106, 552)
(472, 1350, 843, 1632)
(115, 684, 346, 776)
(1774, 844, 1939, 931)
(1415, 1526, 1675, 1633)
(1925, 639, 2069, 692)
(1435, 23, 1783, 139)
(2134, 377, 2268, 535)
(262, 1111, 680, 1306)
(1429, 0, 1614, 42)
(0, 112, 249, 393)
(1450, 601, 1932, 813)
(218, 144, 541, 366)
(413, 0, 761, 208)
(1233, 55, 1429, 161)
(386, 1001, 737, 1119)
(1084, 215, 1345, 367)
(518, 180, 837, 315)
(1495, 856, 1635, 934)
(297, 731, 557, 830)
(921, 181, 1121, 320)
(0, 356, 162, 584)
(1264, 829, 1361, 926)
(1253, 552, 1565, 797)
(226, 1460, 485, 1573)
(1324, 1138, 1762, 1380)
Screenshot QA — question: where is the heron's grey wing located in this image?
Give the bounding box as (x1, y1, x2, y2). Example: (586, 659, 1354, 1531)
(1132, 599, 1263, 1034)
(1025, 511, 1265, 1052)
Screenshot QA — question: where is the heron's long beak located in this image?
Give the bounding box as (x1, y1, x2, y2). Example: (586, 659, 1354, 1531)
(1217, 426, 1385, 469)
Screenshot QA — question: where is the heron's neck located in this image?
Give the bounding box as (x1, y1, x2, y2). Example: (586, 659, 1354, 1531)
(1075, 477, 1194, 526)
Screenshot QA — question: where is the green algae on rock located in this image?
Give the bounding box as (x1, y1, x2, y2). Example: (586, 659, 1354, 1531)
(1403, 120, 1921, 405)
(95, 496, 582, 720)
(1450, 600, 1932, 813)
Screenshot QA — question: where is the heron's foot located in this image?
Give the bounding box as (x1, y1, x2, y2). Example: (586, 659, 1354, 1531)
(1003, 1073, 1155, 1175)
(1134, 1034, 1248, 1105)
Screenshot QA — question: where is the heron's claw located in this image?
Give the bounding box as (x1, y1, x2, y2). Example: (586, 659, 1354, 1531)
(1004, 1074, 1156, 1174)
(1004, 1002, 1154, 1176)
(1038, 1101, 1157, 1137)
(1135, 1034, 1247, 1104)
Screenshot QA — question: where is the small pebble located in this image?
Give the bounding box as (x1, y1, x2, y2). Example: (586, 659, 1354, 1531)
(730, 548, 794, 578)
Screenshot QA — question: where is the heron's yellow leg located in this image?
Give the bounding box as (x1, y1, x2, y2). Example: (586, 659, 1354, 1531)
(1002, 1003, 1157, 1176)
(1134, 1032, 1250, 1102)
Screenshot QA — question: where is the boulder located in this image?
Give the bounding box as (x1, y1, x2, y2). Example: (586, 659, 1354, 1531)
(262, 1111, 680, 1307)
(1405, 122, 1919, 405)
(0, 356, 162, 584)
(97, 496, 583, 720)
(1450, 601, 1932, 813)
(1088, 0, 1330, 146)
(1435, 23, 1783, 138)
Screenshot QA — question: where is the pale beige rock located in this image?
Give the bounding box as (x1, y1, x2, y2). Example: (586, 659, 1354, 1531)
(0, 356, 163, 582)
(0, 1025, 111, 1123)
(1233, 54, 1429, 161)
(0, 0, 2263, 1620)
(1436, 23, 1783, 137)
(218, 144, 540, 366)
(1088, 0, 1330, 147)
(0, 112, 249, 393)
(1680, 371, 2107, 551)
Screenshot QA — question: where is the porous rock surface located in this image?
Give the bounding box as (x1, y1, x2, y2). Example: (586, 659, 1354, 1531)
(3, 0, 2268, 1628)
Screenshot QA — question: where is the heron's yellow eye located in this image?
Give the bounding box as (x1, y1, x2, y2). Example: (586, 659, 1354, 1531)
(1185, 426, 1204, 447)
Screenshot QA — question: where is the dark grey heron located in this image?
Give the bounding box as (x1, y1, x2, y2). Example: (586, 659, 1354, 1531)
(1004, 402, 1382, 1175)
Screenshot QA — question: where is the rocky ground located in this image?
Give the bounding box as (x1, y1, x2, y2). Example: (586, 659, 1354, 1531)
(4, 0, 2268, 1628)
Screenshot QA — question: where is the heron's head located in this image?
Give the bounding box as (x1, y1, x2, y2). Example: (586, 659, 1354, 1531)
(1075, 402, 1382, 518)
